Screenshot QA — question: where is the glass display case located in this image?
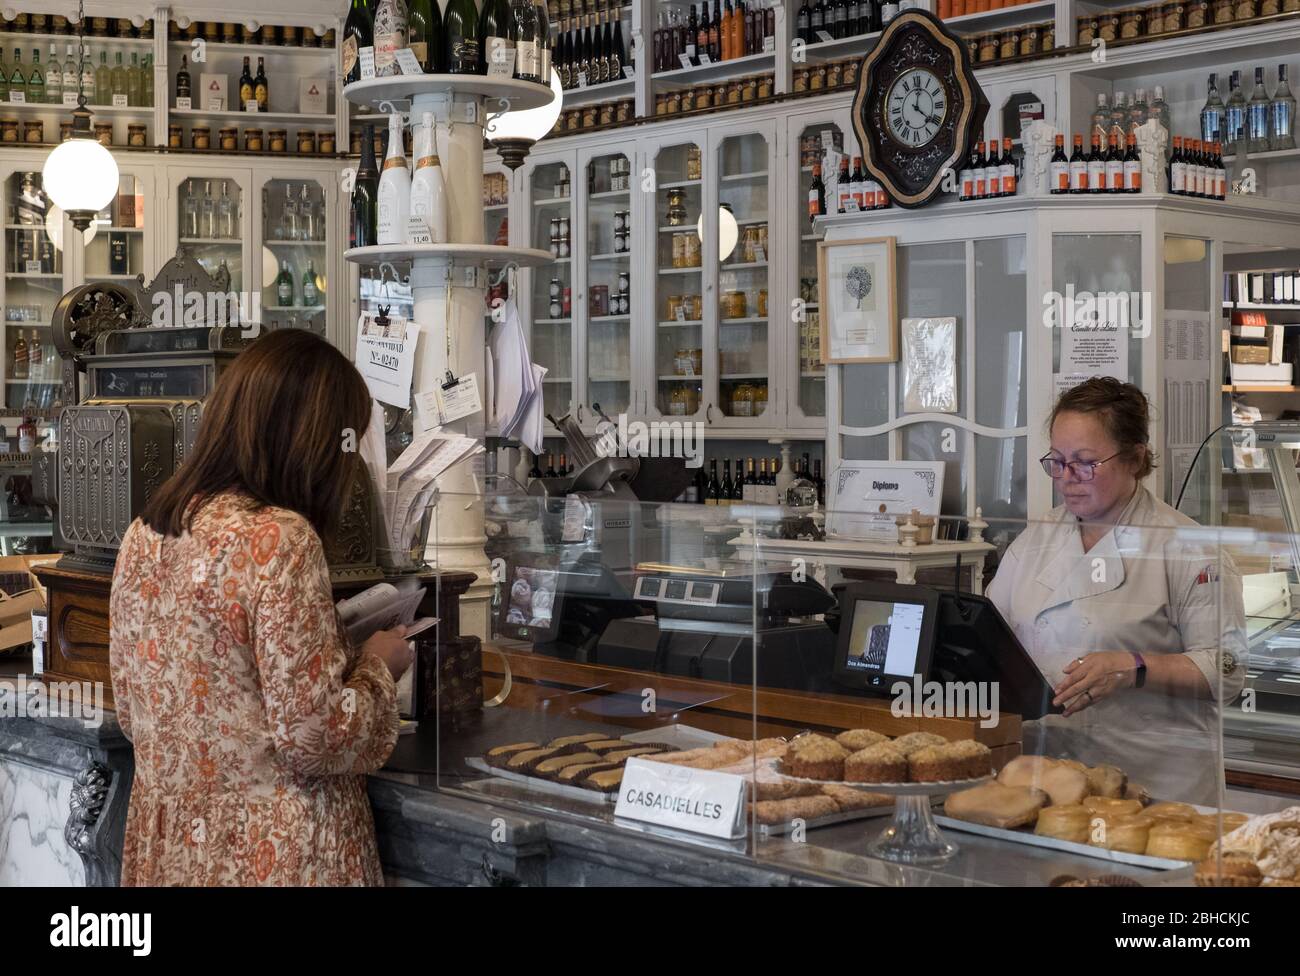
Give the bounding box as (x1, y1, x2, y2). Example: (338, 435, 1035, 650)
(260, 177, 328, 336)
(791, 118, 840, 425)
(174, 171, 244, 293)
(529, 159, 574, 419)
(2, 169, 60, 414)
(581, 148, 634, 418)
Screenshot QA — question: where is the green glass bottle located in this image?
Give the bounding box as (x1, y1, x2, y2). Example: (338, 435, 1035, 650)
(9, 49, 26, 99)
(443, 0, 481, 75)
(276, 260, 295, 307)
(409, 0, 442, 73)
(0, 48, 10, 101)
(342, 0, 374, 85)
(110, 51, 127, 105)
(126, 52, 142, 107)
(302, 260, 320, 306)
(94, 50, 110, 106)
(27, 49, 44, 105)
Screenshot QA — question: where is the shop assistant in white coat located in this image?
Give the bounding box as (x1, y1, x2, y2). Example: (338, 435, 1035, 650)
(988, 378, 1245, 803)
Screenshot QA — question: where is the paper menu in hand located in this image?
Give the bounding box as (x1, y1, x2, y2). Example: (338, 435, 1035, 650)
(336, 578, 438, 644)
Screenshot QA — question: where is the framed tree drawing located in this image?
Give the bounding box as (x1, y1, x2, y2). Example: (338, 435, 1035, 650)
(817, 236, 898, 364)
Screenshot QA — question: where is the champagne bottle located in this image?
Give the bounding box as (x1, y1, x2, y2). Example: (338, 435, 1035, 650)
(444, 0, 481, 74)
(478, 0, 513, 76)
(511, 0, 540, 84)
(276, 260, 295, 307)
(343, 0, 374, 85)
(350, 122, 380, 249)
(373, 0, 409, 78)
(409, 0, 441, 72)
(408, 112, 448, 243)
(376, 113, 410, 244)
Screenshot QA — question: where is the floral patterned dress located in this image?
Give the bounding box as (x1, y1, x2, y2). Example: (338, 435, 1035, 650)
(108, 491, 398, 886)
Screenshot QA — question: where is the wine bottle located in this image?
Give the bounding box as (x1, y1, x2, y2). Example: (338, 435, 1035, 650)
(1087, 132, 1105, 194)
(373, 0, 409, 78)
(1049, 134, 1068, 194)
(478, 0, 512, 77)
(238, 55, 254, 110)
(408, 113, 448, 243)
(276, 260, 295, 307)
(1123, 132, 1140, 193)
(444, 0, 481, 74)
(409, 0, 441, 72)
(808, 161, 825, 223)
(510, 0, 540, 83)
(610, 9, 625, 78)
(343, 0, 374, 84)
(254, 56, 268, 112)
(1104, 131, 1123, 194)
(350, 123, 379, 249)
(1069, 133, 1087, 193)
(377, 114, 410, 244)
(535, 0, 552, 82)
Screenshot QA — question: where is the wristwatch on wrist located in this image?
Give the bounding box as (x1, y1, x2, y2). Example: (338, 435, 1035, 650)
(1132, 652, 1147, 689)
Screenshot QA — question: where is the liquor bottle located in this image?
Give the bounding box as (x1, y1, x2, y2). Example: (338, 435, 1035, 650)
(797, 0, 811, 43)
(720, 459, 733, 506)
(27, 330, 42, 381)
(706, 459, 720, 504)
(478, 0, 512, 76)
(201, 181, 217, 238)
(510, 0, 540, 83)
(592, 9, 606, 82)
(1169, 136, 1186, 195)
(535, 0, 552, 81)
(528, 453, 543, 480)
(1214, 142, 1227, 200)
(1128, 87, 1148, 136)
(1123, 132, 1140, 194)
(350, 122, 380, 249)
(444, 0, 481, 74)
(710, 0, 722, 61)
(610, 9, 625, 78)
(1271, 64, 1296, 151)
(1087, 132, 1105, 193)
(80, 46, 94, 102)
(218, 182, 235, 237)
(281, 182, 300, 241)
(986, 139, 1001, 197)
(276, 260, 295, 307)
(27, 49, 44, 105)
(723, 0, 735, 59)
(1049, 134, 1069, 194)
(343, 0, 374, 85)
(692, 463, 708, 504)
(1247, 66, 1271, 154)
(0, 50, 8, 101)
(742, 457, 756, 502)
(409, 113, 448, 243)
(812, 459, 824, 505)
(580, 11, 593, 80)
(1000, 137, 1017, 196)
(810, 0, 825, 39)
(373, 0, 410, 78)
(972, 140, 986, 198)
(11, 331, 27, 381)
(377, 114, 410, 244)
(1225, 70, 1245, 155)
(409, 0, 441, 72)
(1200, 73, 1223, 147)
(182, 179, 199, 237)
(808, 161, 825, 223)
(142, 54, 154, 107)
(46, 44, 61, 104)
(1104, 131, 1123, 193)
(94, 50, 109, 105)
(254, 57, 268, 111)
(544, 453, 557, 478)
(731, 458, 744, 503)
(8, 49, 23, 102)
(123, 51, 141, 106)
(239, 55, 254, 109)
(63, 44, 77, 104)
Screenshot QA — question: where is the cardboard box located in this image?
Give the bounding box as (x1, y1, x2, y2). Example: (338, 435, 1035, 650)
(299, 77, 328, 115)
(0, 556, 54, 652)
(199, 72, 227, 111)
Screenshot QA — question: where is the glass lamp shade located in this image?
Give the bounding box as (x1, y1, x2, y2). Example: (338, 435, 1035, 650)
(42, 137, 119, 228)
(697, 205, 738, 262)
(489, 69, 563, 168)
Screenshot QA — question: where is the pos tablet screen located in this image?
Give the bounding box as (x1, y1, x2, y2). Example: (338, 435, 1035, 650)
(832, 582, 939, 691)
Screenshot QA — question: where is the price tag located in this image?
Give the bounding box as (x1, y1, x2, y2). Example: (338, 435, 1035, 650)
(821, 129, 836, 151)
(31, 616, 44, 675)
(486, 38, 515, 77)
(816, 30, 835, 43)
(434, 372, 482, 425)
(763, 35, 776, 53)
(685, 43, 697, 59)
(175, 95, 191, 110)
(244, 98, 259, 112)
(754, 246, 766, 263)
(30, 612, 47, 642)
(577, 71, 588, 88)
(562, 495, 588, 542)
(674, 305, 687, 322)
(622, 66, 635, 79)
(359, 46, 376, 79)
(206, 96, 223, 111)
(697, 53, 712, 65)
(677, 53, 693, 71)
(63, 92, 79, 106)
(9, 91, 24, 104)
(406, 216, 433, 245)
(113, 93, 129, 107)
(394, 48, 423, 75)
(615, 758, 747, 839)
(25, 259, 42, 274)
(463, 99, 479, 124)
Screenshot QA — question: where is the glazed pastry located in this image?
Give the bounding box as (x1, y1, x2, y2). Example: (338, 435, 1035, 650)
(891, 731, 948, 756)
(819, 783, 891, 812)
(556, 761, 619, 784)
(1194, 855, 1262, 887)
(504, 746, 564, 771)
(533, 751, 606, 777)
(710, 760, 825, 801)
(752, 795, 840, 825)
(1035, 804, 1092, 843)
(1085, 764, 1127, 799)
(485, 742, 541, 768)
(909, 740, 992, 782)
(997, 755, 1088, 807)
(1144, 801, 1197, 822)
(583, 739, 640, 754)
(780, 734, 850, 781)
(601, 746, 667, 764)
(844, 742, 908, 784)
(546, 733, 608, 749)
(1082, 796, 1144, 818)
(1146, 821, 1216, 861)
(580, 767, 626, 793)
(944, 782, 1049, 829)
(1212, 806, 1300, 881)
(1091, 814, 1153, 854)
(836, 729, 889, 752)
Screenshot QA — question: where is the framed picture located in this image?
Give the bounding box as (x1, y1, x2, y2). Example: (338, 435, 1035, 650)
(818, 235, 898, 363)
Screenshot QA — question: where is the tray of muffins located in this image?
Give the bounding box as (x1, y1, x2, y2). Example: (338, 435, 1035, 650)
(934, 755, 1251, 871)
(774, 728, 995, 792)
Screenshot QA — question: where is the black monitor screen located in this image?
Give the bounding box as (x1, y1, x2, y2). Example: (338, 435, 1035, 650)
(498, 560, 562, 642)
(843, 599, 926, 677)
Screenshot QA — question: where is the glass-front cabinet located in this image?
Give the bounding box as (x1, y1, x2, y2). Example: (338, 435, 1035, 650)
(258, 177, 329, 337)
(84, 171, 154, 288)
(168, 167, 248, 295)
(713, 127, 773, 426)
(648, 133, 706, 423)
(528, 158, 574, 419)
(580, 146, 635, 419)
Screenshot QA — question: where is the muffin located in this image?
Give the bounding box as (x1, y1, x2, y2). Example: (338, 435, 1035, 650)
(836, 728, 889, 751)
(1035, 804, 1091, 843)
(780, 734, 849, 780)
(891, 731, 948, 756)
(844, 742, 908, 783)
(908, 739, 992, 781)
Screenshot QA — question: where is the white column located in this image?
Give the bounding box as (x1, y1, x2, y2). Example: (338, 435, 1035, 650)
(409, 91, 494, 639)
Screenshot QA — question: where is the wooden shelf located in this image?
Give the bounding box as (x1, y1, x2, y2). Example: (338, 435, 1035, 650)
(1223, 385, 1297, 392)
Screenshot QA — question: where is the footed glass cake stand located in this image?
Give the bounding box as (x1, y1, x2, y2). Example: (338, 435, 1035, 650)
(854, 777, 992, 864)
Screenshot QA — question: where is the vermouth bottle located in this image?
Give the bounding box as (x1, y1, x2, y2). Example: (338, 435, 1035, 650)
(373, 0, 409, 78)
(343, 0, 374, 84)
(444, 0, 481, 74)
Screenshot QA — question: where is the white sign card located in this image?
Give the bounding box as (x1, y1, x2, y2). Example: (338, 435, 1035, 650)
(827, 460, 945, 541)
(434, 372, 483, 425)
(394, 48, 423, 76)
(901, 316, 958, 414)
(359, 47, 376, 79)
(614, 758, 747, 840)
(355, 312, 420, 408)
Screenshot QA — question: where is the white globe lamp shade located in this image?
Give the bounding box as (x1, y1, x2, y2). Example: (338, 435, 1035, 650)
(43, 135, 118, 231)
(489, 68, 563, 170)
(697, 205, 738, 262)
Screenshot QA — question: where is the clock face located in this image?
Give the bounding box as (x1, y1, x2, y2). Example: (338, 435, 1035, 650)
(886, 69, 948, 148)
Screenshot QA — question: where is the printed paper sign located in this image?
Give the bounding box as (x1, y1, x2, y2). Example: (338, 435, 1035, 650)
(614, 758, 747, 839)
(356, 313, 420, 407)
(434, 373, 482, 425)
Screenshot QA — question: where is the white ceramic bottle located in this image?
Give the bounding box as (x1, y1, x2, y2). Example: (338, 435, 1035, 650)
(407, 112, 448, 244)
(377, 112, 410, 245)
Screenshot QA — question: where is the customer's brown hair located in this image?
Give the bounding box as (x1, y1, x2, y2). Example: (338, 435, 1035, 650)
(140, 329, 372, 540)
(1048, 376, 1156, 479)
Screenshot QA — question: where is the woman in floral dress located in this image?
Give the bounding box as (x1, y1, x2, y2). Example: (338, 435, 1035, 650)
(109, 329, 413, 886)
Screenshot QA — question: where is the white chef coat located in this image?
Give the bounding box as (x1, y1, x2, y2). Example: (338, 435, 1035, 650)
(987, 486, 1246, 804)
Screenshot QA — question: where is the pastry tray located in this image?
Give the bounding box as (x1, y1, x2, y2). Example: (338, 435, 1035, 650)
(932, 816, 1194, 871)
(755, 802, 897, 837)
(781, 774, 993, 796)
(464, 757, 616, 806)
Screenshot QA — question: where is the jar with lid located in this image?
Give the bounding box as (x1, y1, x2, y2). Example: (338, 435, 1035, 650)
(685, 233, 702, 267)
(617, 99, 633, 122)
(318, 131, 335, 154)
(697, 86, 712, 109)
(655, 94, 668, 116)
(731, 383, 754, 417)
(1259, 0, 1280, 12)
(687, 146, 702, 181)
(167, 123, 183, 148)
(191, 125, 210, 150)
(1120, 8, 1145, 37)
(669, 386, 689, 416)
(219, 126, 238, 151)
(24, 121, 43, 144)
(826, 63, 842, 89)
(999, 30, 1019, 59)
(681, 88, 696, 113)
(244, 129, 264, 152)
(1020, 26, 1039, 56)
(295, 130, 315, 154)
(548, 281, 563, 318)
(1186, 0, 1209, 25)
(1043, 26, 1055, 49)
(94, 121, 114, 145)
(742, 77, 758, 101)
(666, 187, 687, 225)
(759, 74, 774, 97)
(794, 68, 810, 92)
(1098, 13, 1120, 38)
(1, 120, 19, 144)
(598, 103, 614, 127)
(1212, 0, 1234, 20)
(127, 123, 147, 148)
(810, 66, 826, 91)
(268, 129, 287, 153)
(1235, 0, 1258, 15)
(617, 270, 630, 295)
(978, 33, 997, 62)
(1283, 0, 1299, 11)
(1077, 16, 1097, 42)
(666, 92, 681, 115)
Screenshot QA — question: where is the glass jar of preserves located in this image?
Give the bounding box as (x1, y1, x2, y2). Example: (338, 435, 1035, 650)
(294, 130, 313, 154)
(666, 187, 687, 225)
(245, 128, 264, 152)
(1019, 27, 1039, 56)
(127, 123, 147, 148)
(671, 233, 686, 269)
(219, 126, 238, 151)
(727, 81, 742, 103)
(732, 383, 754, 417)
(1186, 0, 1210, 25)
(827, 62, 842, 89)
(794, 68, 810, 92)
(191, 125, 210, 150)
(1160, 2, 1185, 29)
(685, 233, 701, 267)
(1283, 0, 1300, 11)
(655, 94, 667, 116)
(681, 88, 696, 112)
(1043, 26, 1056, 49)
(696, 86, 712, 109)
(167, 123, 183, 148)
(759, 73, 774, 97)
(689, 294, 703, 320)
(978, 33, 997, 62)
(997, 30, 1017, 59)
(564, 110, 580, 131)
(24, 121, 43, 144)
(843, 60, 859, 86)
(1234, 0, 1258, 16)
(1260, 0, 1280, 12)
(318, 131, 335, 154)
(95, 121, 114, 145)
(687, 146, 702, 181)
(1120, 8, 1144, 37)
(59, 121, 74, 142)
(810, 66, 826, 91)
(1, 120, 18, 143)
(1212, 0, 1235, 20)
(666, 92, 681, 115)
(268, 129, 287, 153)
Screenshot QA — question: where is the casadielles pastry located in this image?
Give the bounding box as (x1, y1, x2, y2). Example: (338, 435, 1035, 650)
(908, 740, 992, 782)
(891, 731, 948, 756)
(1035, 804, 1092, 843)
(844, 742, 907, 783)
(752, 795, 840, 825)
(546, 733, 608, 750)
(780, 734, 850, 781)
(601, 746, 668, 764)
(504, 746, 565, 771)
(556, 761, 619, 784)
(581, 767, 626, 793)
(1146, 821, 1216, 861)
(582, 739, 635, 754)
(836, 728, 889, 751)
(945, 782, 1049, 829)
(533, 751, 606, 777)
(485, 742, 542, 768)
(820, 783, 891, 812)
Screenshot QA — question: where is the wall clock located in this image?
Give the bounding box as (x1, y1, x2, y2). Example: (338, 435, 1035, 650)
(852, 9, 989, 209)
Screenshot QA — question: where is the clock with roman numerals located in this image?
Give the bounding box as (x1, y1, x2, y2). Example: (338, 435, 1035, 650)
(852, 9, 989, 209)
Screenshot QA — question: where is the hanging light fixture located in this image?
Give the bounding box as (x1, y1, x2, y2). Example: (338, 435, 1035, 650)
(698, 203, 739, 262)
(488, 69, 564, 171)
(42, 0, 119, 233)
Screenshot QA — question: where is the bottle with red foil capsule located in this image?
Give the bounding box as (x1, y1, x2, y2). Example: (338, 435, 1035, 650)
(986, 138, 1001, 197)
(1000, 137, 1017, 196)
(851, 155, 867, 210)
(971, 140, 986, 198)
(1050, 134, 1068, 194)
(1087, 132, 1105, 193)
(1123, 131, 1141, 193)
(1105, 130, 1124, 193)
(808, 161, 825, 223)
(1069, 133, 1087, 193)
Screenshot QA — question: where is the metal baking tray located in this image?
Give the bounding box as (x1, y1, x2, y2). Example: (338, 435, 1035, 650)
(622, 724, 735, 749)
(756, 802, 896, 836)
(933, 816, 1195, 870)
(464, 757, 616, 806)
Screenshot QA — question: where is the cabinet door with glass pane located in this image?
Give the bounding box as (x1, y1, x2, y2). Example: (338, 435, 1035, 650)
(578, 143, 635, 422)
(711, 123, 775, 427)
(257, 174, 333, 339)
(647, 133, 706, 422)
(484, 160, 512, 435)
(82, 168, 156, 290)
(527, 154, 576, 419)
(2, 166, 64, 418)
(167, 165, 250, 298)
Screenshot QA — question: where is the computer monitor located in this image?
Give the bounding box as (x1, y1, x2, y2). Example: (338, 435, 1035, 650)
(832, 582, 939, 691)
